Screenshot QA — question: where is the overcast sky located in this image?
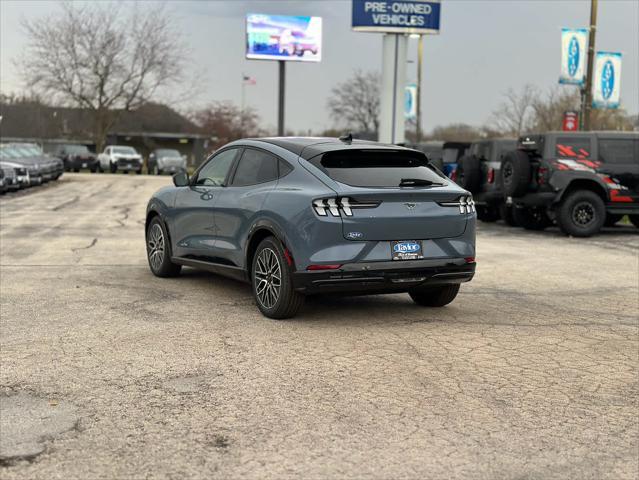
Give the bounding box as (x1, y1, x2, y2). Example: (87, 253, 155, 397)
(1, 0, 637, 134)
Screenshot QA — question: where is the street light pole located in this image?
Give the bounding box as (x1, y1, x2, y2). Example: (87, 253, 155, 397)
(416, 34, 423, 143)
(582, 0, 598, 131)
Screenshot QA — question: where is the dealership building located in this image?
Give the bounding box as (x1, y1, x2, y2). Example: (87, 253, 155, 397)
(0, 102, 211, 166)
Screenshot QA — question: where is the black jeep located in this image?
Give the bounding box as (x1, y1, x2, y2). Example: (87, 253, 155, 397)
(500, 131, 639, 236)
(455, 138, 517, 224)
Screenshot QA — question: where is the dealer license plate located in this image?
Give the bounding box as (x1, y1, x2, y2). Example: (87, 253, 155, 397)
(391, 240, 424, 261)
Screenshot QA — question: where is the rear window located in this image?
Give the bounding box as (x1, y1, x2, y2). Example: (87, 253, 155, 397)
(231, 149, 279, 186)
(311, 150, 445, 188)
(598, 139, 636, 164)
(555, 137, 592, 159)
(442, 148, 459, 164)
(495, 141, 516, 159)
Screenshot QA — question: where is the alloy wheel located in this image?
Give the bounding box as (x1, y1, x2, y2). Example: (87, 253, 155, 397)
(147, 223, 165, 271)
(572, 201, 595, 226)
(254, 247, 282, 309)
(502, 162, 513, 185)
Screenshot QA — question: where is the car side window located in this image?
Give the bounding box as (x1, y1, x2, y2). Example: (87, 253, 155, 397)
(231, 149, 279, 187)
(195, 149, 238, 186)
(555, 137, 592, 159)
(279, 159, 293, 177)
(598, 138, 635, 165)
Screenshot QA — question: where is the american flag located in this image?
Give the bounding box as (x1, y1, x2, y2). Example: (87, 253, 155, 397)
(243, 75, 256, 85)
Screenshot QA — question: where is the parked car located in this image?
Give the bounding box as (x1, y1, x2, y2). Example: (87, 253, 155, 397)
(0, 145, 44, 186)
(500, 131, 639, 236)
(455, 139, 517, 224)
(7, 143, 63, 182)
(97, 145, 143, 174)
(408, 141, 470, 178)
(0, 158, 31, 188)
(145, 136, 476, 319)
(148, 149, 187, 175)
(0, 162, 21, 193)
(54, 144, 98, 172)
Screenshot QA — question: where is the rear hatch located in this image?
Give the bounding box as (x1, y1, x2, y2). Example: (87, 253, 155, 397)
(307, 148, 469, 241)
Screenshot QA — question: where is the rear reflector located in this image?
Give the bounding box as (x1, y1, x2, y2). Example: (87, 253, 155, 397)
(487, 168, 495, 184)
(465, 257, 476, 264)
(306, 264, 343, 271)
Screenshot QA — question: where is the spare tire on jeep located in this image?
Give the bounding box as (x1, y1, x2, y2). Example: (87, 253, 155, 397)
(456, 155, 481, 193)
(500, 150, 531, 197)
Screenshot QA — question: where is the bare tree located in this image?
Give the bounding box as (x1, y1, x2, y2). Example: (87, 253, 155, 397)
(191, 101, 263, 151)
(18, 2, 189, 151)
(327, 70, 380, 134)
(531, 87, 580, 132)
(491, 84, 538, 136)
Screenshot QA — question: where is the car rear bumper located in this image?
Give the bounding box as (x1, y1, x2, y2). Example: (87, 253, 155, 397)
(507, 192, 556, 207)
(292, 258, 476, 294)
(116, 160, 142, 171)
(67, 158, 98, 169)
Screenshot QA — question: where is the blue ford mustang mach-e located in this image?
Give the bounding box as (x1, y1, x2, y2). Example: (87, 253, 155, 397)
(145, 137, 476, 319)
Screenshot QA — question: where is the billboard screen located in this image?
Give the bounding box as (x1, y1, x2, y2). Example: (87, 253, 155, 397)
(246, 14, 322, 62)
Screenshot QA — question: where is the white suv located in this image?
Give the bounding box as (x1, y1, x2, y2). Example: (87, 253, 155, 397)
(98, 146, 143, 174)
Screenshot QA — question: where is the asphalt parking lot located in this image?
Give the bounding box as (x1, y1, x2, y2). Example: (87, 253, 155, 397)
(1, 173, 638, 479)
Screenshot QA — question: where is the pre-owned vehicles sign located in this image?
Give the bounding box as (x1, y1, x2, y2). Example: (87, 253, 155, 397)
(352, 0, 441, 34)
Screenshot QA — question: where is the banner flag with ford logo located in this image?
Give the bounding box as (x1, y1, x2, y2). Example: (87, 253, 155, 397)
(592, 52, 622, 110)
(559, 28, 588, 85)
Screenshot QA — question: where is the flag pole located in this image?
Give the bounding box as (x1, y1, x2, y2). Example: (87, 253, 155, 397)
(241, 73, 246, 136)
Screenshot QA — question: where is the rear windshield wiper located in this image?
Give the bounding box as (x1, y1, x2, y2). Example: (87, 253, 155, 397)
(399, 178, 444, 187)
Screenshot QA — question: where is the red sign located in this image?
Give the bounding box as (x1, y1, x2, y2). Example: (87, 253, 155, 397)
(563, 111, 579, 131)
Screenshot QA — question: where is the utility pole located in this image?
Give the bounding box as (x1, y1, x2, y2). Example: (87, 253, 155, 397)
(416, 35, 423, 143)
(278, 61, 286, 136)
(582, 0, 598, 131)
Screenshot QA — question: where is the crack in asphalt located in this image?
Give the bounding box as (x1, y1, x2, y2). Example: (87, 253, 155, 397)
(70, 238, 98, 252)
(51, 195, 80, 211)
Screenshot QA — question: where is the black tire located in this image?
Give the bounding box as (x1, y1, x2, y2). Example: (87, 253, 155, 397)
(628, 215, 639, 228)
(136, 169, 142, 175)
(251, 236, 304, 319)
(409, 284, 460, 307)
(499, 203, 518, 227)
(556, 190, 605, 237)
(90, 166, 97, 173)
(110, 162, 117, 173)
(457, 155, 481, 193)
(146, 217, 181, 277)
(73, 168, 80, 173)
(604, 213, 622, 227)
(512, 206, 551, 231)
(500, 150, 531, 197)
(476, 205, 500, 222)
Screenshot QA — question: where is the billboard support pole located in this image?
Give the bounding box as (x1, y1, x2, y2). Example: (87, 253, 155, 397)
(582, 0, 598, 131)
(278, 60, 286, 136)
(379, 33, 407, 144)
(416, 35, 424, 143)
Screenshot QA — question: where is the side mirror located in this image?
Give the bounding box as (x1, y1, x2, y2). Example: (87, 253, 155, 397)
(173, 171, 189, 187)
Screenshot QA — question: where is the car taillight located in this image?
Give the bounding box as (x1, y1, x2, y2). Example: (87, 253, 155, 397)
(437, 195, 475, 214)
(465, 257, 476, 264)
(487, 168, 495, 184)
(312, 197, 380, 217)
(537, 167, 548, 185)
(306, 264, 342, 271)
(450, 169, 458, 182)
